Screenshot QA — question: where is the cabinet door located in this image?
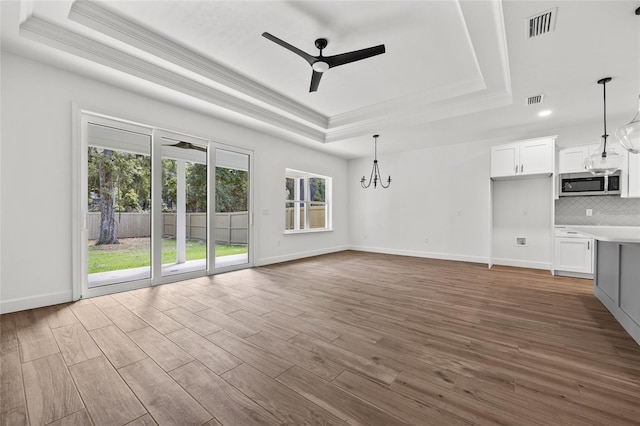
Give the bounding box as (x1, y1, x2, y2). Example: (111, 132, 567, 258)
(554, 237, 593, 273)
(558, 146, 588, 173)
(520, 138, 553, 175)
(628, 152, 640, 197)
(490, 143, 519, 177)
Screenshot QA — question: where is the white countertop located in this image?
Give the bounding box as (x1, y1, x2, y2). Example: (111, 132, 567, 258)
(562, 226, 640, 243)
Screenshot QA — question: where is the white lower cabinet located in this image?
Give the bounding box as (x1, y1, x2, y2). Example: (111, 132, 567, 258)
(554, 228, 594, 276)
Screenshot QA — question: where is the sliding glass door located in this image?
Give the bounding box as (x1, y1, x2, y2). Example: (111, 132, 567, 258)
(214, 147, 251, 271)
(86, 120, 152, 289)
(158, 132, 209, 278)
(78, 113, 252, 298)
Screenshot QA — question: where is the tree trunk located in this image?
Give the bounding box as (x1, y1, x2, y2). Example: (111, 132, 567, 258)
(96, 149, 119, 245)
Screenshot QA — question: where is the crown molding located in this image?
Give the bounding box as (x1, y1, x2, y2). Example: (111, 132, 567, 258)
(325, 88, 513, 143)
(68, 0, 328, 129)
(19, 15, 326, 143)
(328, 76, 486, 130)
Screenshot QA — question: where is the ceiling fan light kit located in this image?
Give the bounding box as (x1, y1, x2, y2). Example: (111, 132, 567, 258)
(584, 77, 624, 176)
(262, 32, 385, 92)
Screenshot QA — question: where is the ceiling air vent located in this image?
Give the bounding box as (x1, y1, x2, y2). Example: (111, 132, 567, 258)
(527, 8, 557, 38)
(526, 94, 544, 105)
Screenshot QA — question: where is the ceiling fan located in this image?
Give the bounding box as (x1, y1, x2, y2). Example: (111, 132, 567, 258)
(262, 32, 386, 92)
(163, 138, 207, 152)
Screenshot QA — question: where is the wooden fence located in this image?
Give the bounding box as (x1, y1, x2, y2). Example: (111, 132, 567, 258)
(87, 212, 248, 245)
(285, 206, 327, 230)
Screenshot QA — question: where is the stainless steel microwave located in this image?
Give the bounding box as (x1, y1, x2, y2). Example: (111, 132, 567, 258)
(559, 172, 620, 197)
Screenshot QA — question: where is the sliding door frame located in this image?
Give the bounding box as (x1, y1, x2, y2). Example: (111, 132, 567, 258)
(72, 106, 255, 300)
(212, 143, 254, 274)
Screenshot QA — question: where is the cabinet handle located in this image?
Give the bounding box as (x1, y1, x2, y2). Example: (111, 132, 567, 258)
(521, 164, 524, 173)
(515, 165, 518, 174)
(588, 241, 590, 250)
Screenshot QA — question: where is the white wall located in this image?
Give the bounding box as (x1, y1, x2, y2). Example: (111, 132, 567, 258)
(0, 52, 349, 313)
(492, 178, 553, 269)
(349, 139, 492, 263)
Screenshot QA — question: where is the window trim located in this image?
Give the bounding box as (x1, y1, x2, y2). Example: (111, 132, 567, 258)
(285, 169, 332, 234)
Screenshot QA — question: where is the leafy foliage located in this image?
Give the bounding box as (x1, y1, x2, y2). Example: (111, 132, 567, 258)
(216, 168, 248, 212)
(88, 148, 249, 243)
(285, 175, 326, 202)
(88, 147, 150, 213)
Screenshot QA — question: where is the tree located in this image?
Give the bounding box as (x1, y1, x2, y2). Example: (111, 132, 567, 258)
(95, 149, 119, 245)
(216, 168, 247, 212)
(88, 147, 151, 245)
(162, 159, 177, 211)
(186, 163, 207, 212)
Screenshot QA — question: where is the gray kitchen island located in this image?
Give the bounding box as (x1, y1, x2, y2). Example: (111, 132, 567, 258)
(568, 226, 640, 346)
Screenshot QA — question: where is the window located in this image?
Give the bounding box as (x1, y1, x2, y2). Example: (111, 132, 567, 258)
(285, 169, 331, 233)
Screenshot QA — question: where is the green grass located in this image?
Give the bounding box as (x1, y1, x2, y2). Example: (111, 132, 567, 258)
(88, 238, 247, 274)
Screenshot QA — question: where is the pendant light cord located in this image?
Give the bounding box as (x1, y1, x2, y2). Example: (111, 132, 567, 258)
(603, 79, 607, 141)
(600, 77, 611, 158)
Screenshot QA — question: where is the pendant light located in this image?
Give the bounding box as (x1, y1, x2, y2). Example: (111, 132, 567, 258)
(584, 77, 624, 176)
(613, 7, 640, 155)
(360, 134, 391, 189)
(615, 95, 640, 154)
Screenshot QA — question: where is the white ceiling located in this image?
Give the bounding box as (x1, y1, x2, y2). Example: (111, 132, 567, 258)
(1, 1, 639, 159)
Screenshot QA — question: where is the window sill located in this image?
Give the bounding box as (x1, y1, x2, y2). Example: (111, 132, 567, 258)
(284, 228, 333, 235)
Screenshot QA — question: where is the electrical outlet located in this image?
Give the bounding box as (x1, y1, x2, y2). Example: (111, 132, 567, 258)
(516, 237, 527, 246)
(425, 237, 429, 244)
(586, 209, 593, 216)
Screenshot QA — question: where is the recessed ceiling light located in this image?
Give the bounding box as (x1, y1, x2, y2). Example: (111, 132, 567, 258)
(538, 110, 552, 117)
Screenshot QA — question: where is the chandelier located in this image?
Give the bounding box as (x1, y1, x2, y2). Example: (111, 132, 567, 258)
(360, 134, 391, 189)
(584, 77, 624, 176)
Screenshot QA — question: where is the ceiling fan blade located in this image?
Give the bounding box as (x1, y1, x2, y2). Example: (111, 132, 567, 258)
(262, 32, 315, 66)
(309, 70, 323, 92)
(325, 44, 385, 68)
(166, 141, 207, 152)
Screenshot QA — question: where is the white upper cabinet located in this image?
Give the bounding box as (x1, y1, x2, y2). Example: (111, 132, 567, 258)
(629, 154, 640, 197)
(490, 142, 519, 177)
(558, 143, 600, 174)
(490, 137, 555, 179)
(622, 149, 640, 198)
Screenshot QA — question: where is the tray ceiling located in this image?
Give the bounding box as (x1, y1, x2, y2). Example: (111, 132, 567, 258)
(1, 1, 638, 158)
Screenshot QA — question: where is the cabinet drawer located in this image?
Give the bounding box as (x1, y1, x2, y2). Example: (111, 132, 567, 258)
(555, 228, 588, 238)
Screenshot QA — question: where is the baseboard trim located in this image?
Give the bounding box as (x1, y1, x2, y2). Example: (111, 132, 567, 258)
(595, 286, 640, 346)
(554, 270, 593, 280)
(0, 290, 73, 314)
(349, 245, 488, 265)
(255, 245, 349, 267)
(491, 258, 551, 271)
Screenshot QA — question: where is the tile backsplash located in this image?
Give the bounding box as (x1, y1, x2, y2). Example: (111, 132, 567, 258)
(555, 196, 640, 226)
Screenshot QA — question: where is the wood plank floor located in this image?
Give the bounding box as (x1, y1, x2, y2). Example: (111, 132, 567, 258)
(2, 251, 640, 425)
